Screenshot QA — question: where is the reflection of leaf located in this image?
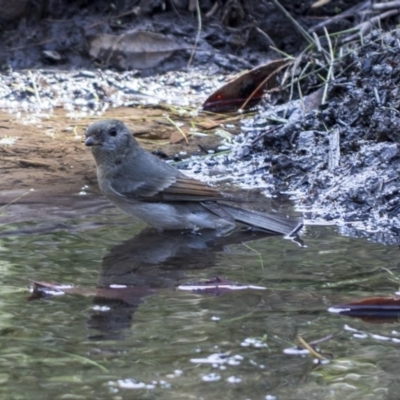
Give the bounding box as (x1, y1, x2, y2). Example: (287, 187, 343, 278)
(202, 59, 291, 113)
(88, 31, 185, 69)
(178, 276, 266, 294)
(28, 280, 154, 305)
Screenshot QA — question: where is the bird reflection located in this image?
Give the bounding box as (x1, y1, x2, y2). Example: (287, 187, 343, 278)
(87, 227, 279, 339)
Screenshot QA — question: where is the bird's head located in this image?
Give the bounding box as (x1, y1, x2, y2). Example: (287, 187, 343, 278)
(85, 119, 137, 163)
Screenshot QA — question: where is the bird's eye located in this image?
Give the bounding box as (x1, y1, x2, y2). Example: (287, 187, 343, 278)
(109, 128, 117, 137)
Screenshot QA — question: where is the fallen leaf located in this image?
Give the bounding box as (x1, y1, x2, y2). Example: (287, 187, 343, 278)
(169, 129, 187, 144)
(329, 296, 400, 321)
(88, 30, 186, 69)
(202, 59, 291, 113)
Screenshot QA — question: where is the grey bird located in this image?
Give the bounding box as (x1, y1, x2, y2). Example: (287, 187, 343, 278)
(85, 119, 302, 235)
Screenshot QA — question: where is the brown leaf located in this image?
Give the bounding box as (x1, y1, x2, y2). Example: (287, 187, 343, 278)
(345, 296, 400, 307)
(202, 59, 291, 113)
(88, 30, 185, 69)
(169, 130, 186, 144)
(329, 296, 400, 322)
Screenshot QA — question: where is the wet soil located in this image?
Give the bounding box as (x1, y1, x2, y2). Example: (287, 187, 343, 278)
(0, 110, 92, 195)
(0, 106, 226, 204)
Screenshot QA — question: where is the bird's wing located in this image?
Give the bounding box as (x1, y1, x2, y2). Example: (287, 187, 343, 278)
(120, 175, 224, 202)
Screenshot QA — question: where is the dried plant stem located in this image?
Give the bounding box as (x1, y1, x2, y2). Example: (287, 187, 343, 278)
(165, 115, 188, 143)
(322, 27, 335, 105)
(297, 336, 328, 360)
(0, 189, 34, 213)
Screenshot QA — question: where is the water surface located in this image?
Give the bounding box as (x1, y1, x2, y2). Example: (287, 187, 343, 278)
(0, 194, 399, 400)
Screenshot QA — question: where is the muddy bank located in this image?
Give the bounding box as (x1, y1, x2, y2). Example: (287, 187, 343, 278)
(0, 103, 226, 197)
(243, 29, 400, 244)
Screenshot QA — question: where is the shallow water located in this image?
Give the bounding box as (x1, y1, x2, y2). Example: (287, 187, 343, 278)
(0, 194, 399, 400)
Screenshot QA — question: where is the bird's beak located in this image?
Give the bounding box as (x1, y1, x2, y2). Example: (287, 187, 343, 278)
(85, 136, 99, 146)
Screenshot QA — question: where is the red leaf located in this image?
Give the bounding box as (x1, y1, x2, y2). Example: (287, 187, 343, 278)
(329, 296, 400, 322)
(202, 59, 291, 113)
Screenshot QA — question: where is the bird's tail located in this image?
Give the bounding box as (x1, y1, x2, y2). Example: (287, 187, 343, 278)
(216, 204, 303, 236)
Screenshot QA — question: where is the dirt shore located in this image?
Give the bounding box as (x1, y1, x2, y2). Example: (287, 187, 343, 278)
(0, 106, 226, 203)
(0, 110, 94, 197)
